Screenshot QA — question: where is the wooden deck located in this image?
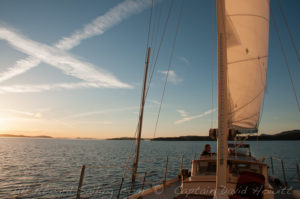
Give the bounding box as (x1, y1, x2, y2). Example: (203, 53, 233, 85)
(128, 176, 298, 199)
(127, 178, 181, 199)
(174, 194, 213, 199)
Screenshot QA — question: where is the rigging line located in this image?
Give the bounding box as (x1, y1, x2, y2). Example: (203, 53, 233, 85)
(149, 0, 159, 48)
(147, 0, 162, 89)
(277, 0, 300, 64)
(151, 0, 164, 61)
(254, 131, 259, 159)
(148, 0, 163, 80)
(145, 0, 184, 172)
(228, 56, 268, 65)
(145, 0, 154, 57)
(145, 0, 175, 99)
(270, 11, 300, 112)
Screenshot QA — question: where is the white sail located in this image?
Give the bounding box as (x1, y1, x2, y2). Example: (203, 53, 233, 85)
(225, 0, 270, 132)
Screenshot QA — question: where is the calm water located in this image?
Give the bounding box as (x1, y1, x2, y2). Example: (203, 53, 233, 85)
(0, 138, 299, 198)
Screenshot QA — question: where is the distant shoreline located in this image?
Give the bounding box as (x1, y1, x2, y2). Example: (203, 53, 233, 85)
(107, 130, 300, 141)
(0, 134, 96, 140)
(1, 130, 299, 141)
(0, 134, 53, 138)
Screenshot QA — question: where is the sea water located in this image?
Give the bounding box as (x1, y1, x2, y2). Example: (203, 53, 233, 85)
(0, 138, 299, 198)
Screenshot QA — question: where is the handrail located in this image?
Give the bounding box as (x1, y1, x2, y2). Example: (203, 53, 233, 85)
(297, 163, 300, 188)
(268, 156, 292, 187)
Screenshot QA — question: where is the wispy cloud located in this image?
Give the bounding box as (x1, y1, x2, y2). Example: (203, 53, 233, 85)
(0, 56, 41, 82)
(9, 109, 42, 118)
(0, 0, 152, 92)
(175, 108, 216, 124)
(65, 106, 139, 119)
(55, 0, 152, 50)
(0, 82, 106, 93)
(149, 99, 160, 105)
(177, 109, 187, 117)
(0, 27, 131, 92)
(158, 70, 183, 84)
(75, 120, 113, 125)
(177, 56, 190, 65)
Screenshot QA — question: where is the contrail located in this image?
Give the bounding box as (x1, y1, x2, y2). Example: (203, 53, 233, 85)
(0, 0, 151, 92)
(175, 108, 217, 124)
(0, 27, 131, 89)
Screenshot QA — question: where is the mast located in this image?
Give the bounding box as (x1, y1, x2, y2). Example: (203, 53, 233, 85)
(131, 47, 151, 187)
(215, 0, 228, 198)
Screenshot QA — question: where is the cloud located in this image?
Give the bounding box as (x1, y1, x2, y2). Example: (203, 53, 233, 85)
(149, 99, 161, 105)
(9, 109, 42, 118)
(177, 109, 187, 117)
(0, 27, 132, 91)
(175, 108, 217, 124)
(76, 120, 113, 125)
(158, 70, 183, 84)
(0, 82, 106, 93)
(177, 56, 190, 65)
(0, 0, 152, 92)
(0, 56, 41, 82)
(65, 106, 139, 119)
(55, 0, 152, 50)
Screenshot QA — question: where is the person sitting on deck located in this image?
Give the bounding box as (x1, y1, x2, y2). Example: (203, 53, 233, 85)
(200, 144, 216, 158)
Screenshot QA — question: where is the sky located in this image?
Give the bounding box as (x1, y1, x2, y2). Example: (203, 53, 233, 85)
(0, 0, 299, 139)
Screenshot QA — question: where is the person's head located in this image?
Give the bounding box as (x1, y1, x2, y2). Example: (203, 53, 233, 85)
(204, 144, 211, 152)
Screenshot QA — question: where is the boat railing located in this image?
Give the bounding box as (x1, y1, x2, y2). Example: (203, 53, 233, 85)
(267, 156, 300, 189)
(7, 154, 300, 198)
(8, 154, 188, 199)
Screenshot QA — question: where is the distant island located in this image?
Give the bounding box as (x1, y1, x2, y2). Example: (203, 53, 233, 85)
(107, 137, 145, 140)
(107, 130, 300, 141)
(151, 130, 300, 141)
(0, 134, 53, 138)
(2, 130, 299, 141)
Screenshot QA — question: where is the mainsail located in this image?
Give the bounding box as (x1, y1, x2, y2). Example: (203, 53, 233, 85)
(225, 0, 270, 132)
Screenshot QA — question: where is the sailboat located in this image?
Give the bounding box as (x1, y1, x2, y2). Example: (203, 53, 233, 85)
(127, 0, 280, 198)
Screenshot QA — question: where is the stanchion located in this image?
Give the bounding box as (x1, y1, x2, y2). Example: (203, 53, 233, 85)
(76, 165, 86, 199)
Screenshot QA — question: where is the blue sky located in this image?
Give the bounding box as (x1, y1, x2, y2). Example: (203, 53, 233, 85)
(0, 0, 299, 138)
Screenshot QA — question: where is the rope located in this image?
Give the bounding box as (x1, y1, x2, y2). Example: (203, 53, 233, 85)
(270, 11, 300, 112)
(127, 1, 176, 192)
(149, 0, 160, 51)
(277, 0, 300, 64)
(148, 0, 164, 87)
(145, 0, 175, 98)
(153, 0, 183, 148)
(143, 0, 184, 184)
(145, 0, 154, 63)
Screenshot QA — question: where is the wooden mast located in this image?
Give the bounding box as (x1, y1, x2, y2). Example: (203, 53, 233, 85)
(131, 47, 151, 187)
(215, 0, 228, 198)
